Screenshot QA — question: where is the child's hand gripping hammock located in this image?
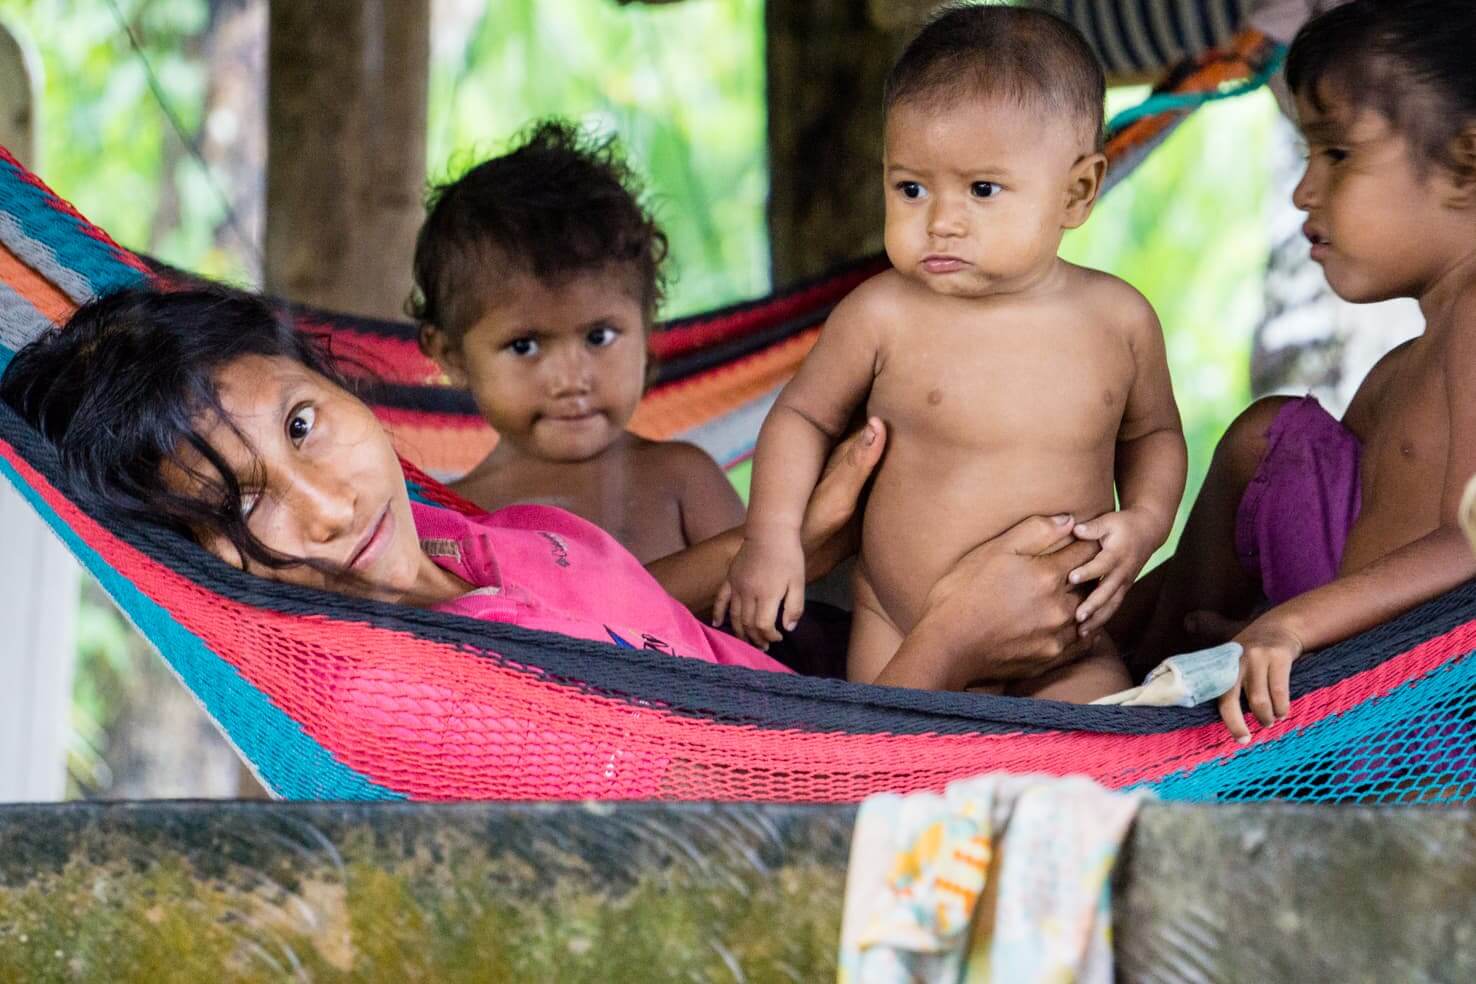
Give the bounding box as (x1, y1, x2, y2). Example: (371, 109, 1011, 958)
(5, 26, 1472, 804)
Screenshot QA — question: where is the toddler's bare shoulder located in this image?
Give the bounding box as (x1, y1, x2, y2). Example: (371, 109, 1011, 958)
(1066, 267, 1161, 343)
(642, 439, 724, 481)
(645, 438, 716, 468)
(1445, 292, 1476, 360)
(826, 269, 919, 336)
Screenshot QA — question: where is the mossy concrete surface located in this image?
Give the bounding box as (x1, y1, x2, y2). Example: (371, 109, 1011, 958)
(0, 801, 851, 983)
(1, 801, 1474, 982)
(1116, 803, 1476, 983)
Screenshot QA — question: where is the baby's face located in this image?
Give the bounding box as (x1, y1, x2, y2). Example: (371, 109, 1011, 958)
(883, 97, 1093, 297)
(451, 267, 649, 462)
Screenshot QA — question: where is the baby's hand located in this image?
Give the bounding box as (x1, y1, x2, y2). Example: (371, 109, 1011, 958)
(714, 530, 806, 650)
(1217, 618, 1304, 743)
(1069, 508, 1164, 634)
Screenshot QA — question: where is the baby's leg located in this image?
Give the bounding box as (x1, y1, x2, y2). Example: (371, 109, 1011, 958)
(847, 571, 906, 684)
(1006, 635, 1130, 703)
(1124, 397, 1295, 672)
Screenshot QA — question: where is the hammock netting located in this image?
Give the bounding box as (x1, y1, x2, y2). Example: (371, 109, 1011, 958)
(2, 27, 1472, 804)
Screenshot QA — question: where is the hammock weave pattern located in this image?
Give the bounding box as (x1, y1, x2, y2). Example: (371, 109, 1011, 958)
(3, 33, 1472, 804)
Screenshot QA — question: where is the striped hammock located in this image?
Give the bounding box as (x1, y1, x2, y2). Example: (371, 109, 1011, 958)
(10, 31, 1467, 806)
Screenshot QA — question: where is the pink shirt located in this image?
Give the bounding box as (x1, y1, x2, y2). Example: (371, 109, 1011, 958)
(412, 501, 790, 674)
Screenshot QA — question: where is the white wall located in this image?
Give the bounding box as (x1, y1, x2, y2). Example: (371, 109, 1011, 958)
(0, 17, 79, 803)
(0, 482, 79, 801)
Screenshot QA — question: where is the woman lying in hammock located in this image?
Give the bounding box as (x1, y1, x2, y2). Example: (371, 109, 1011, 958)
(1, 287, 1098, 690)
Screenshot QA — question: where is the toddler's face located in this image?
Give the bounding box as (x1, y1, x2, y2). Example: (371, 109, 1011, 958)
(882, 98, 1094, 297)
(448, 267, 649, 462)
(167, 355, 429, 603)
(1293, 86, 1467, 304)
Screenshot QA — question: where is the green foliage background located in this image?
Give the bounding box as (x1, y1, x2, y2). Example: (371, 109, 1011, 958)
(0, 0, 1275, 793)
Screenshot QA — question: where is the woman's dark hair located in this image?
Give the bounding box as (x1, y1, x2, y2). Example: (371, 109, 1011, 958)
(1287, 0, 1476, 180)
(408, 118, 670, 346)
(0, 286, 345, 570)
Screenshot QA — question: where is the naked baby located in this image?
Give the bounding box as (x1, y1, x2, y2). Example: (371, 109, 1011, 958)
(720, 5, 1186, 699)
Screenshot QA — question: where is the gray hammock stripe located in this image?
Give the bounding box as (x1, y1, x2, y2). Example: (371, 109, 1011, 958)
(0, 280, 47, 352)
(1119, 0, 1166, 71)
(1035, 0, 1253, 75)
(1092, 0, 1138, 75)
(0, 212, 93, 305)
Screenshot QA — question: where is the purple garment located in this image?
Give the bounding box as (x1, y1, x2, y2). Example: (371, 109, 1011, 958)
(1235, 396, 1363, 605)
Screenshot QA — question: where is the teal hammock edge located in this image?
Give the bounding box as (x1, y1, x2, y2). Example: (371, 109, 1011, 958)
(0, 156, 148, 304)
(0, 450, 405, 801)
(1106, 43, 1288, 139)
(1145, 647, 1476, 802)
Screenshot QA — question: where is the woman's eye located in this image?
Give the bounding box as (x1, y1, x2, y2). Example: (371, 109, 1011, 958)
(1322, 147, 1349, 164)
(587, 326, 619, 348)
(971, 181, 1001, 199)
(287, 405, 316, 444)
(508, 337, 539, 357)
(896, 181, 924, 200)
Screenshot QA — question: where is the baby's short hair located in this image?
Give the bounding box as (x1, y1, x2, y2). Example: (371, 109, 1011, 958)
(884, 3, 1105, 151)
(409, 119, 669, 343)
(1287, 0, 1476, 181)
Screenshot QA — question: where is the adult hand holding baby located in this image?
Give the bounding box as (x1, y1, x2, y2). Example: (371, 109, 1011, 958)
(875, 514, 1099, 691)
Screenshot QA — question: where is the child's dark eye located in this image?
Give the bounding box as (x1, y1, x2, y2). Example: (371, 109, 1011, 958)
(508, 337, 539, 357)
(586, 325, 619, 348)
(971, 181, 1001, 199)
(1322, 147, 1349, 164)
(896, 181, 925, 200)
(287, 405, 316, 444)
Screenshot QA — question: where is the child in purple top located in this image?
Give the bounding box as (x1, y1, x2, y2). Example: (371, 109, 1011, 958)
(1118, 0, 1476, 740)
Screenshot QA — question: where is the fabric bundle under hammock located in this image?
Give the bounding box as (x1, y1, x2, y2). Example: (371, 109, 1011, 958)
(4, 29, 1472, 804)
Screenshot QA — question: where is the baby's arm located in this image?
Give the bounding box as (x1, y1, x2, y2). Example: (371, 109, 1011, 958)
(716, 286, 887, 646)
(652, 420, 887, 619)
(1218, 331, 1476, 741)
(1071, 291, 1187, 633)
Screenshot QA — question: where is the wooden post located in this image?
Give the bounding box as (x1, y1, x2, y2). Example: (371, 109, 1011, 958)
(0, 17, 79, 803)
(765, 1, 909, 286)
(265, 0, 429, 318)
(0, 17, 36, 165)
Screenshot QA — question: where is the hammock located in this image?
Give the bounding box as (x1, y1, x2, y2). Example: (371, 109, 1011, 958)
(7, 33, 1472, 805)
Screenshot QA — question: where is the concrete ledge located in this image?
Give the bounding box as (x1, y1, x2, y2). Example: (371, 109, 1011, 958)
(0, 801, 1471, 981)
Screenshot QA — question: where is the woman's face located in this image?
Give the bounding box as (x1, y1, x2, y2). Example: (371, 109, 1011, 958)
(168, 354, 439, 604)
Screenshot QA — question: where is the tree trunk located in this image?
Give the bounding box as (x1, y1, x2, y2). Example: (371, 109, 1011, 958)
(265, 0, 429, 318)
(765, 1, 911, 286)
(198, 0, 268, 282)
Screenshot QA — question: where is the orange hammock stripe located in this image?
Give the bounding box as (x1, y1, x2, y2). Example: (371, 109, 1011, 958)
(0, 239, 74, 325)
